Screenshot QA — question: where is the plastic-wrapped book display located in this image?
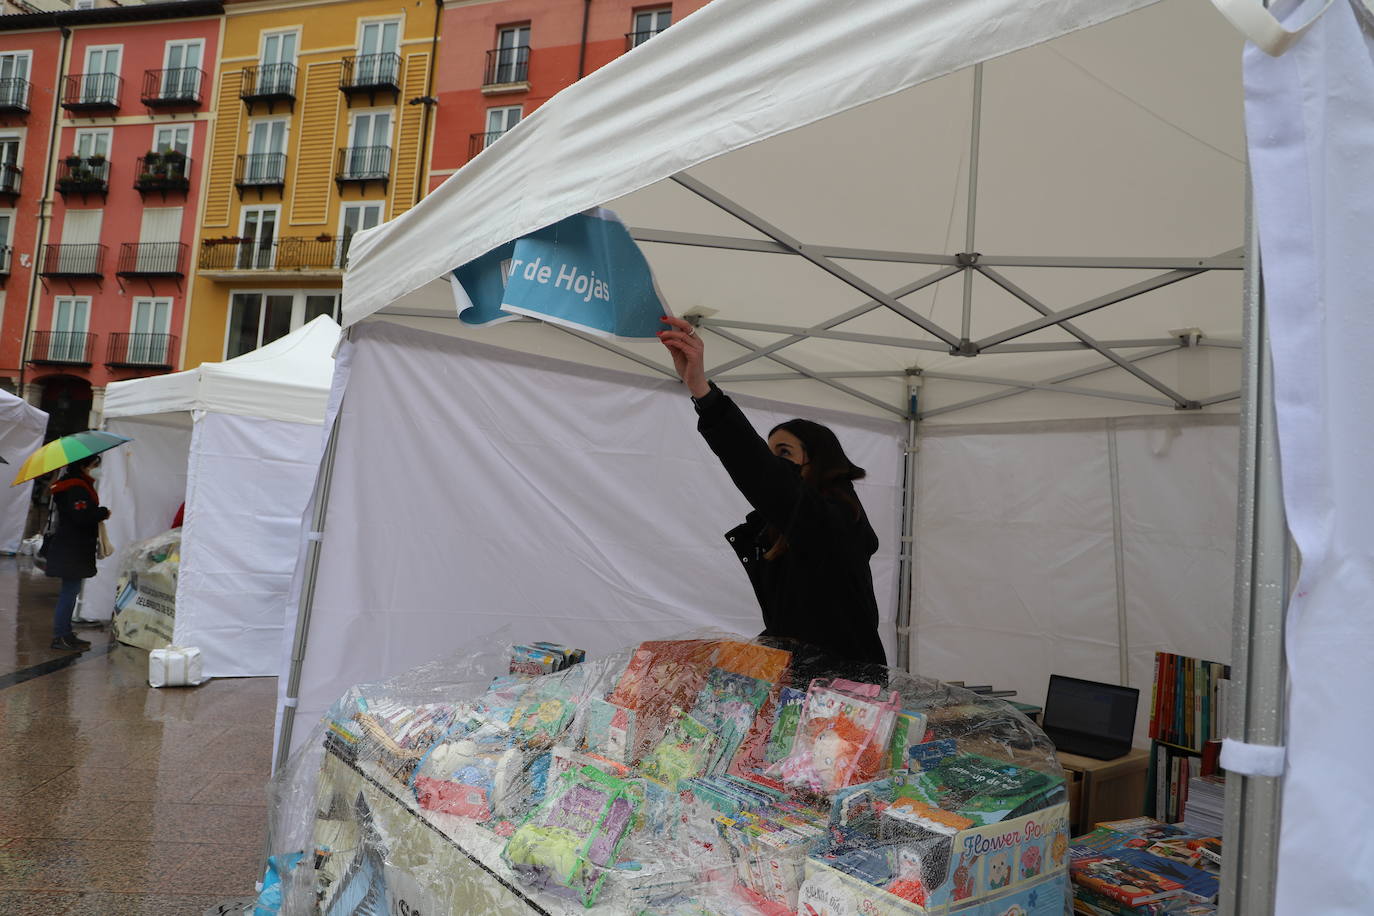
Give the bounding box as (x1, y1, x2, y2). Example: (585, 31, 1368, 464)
(110, 528, 181, 652)
(267, 634, 1072, 915)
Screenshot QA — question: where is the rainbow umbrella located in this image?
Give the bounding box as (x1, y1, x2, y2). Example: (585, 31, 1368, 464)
(11, 431, 130, 486)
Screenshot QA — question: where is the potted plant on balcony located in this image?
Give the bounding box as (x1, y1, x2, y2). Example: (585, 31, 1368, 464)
(64, 154, 82, 167)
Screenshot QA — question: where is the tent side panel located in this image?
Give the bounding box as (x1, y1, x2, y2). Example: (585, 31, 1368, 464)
(86, 418, 193, 622)
(0, 398, 46, 554)
(175, 412, 321, 677)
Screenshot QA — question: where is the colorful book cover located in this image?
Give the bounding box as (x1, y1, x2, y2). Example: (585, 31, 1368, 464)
(1068, 846, 1185, 906)
(1100, 842, 1219, 902)
(765, 687, 806, 763)
(903, 751, 1063, 826)
(640, 712, 717, 787)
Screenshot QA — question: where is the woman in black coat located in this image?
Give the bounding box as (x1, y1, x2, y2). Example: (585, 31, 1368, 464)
(44, 455, 110, 651)
(658, 316, 887, 666)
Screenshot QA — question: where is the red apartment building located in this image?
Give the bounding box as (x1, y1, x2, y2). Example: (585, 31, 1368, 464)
(429, 0, 710, 190)
(0, 1, 221, 436)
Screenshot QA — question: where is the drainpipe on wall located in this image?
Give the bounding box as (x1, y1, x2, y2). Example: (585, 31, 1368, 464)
(412, 0, 442, 206)
(17, 21, 69, 404)
(577, 0, 591, 79)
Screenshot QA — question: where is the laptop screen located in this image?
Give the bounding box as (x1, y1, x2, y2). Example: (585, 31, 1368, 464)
(1042, 674, 1139, 744)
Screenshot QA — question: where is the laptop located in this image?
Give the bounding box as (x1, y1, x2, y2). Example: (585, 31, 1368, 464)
(1041, 674, 1140, 760)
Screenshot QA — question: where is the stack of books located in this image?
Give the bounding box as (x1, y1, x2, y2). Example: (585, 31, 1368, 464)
(1070, 817, 1221, 916)
(1149, 652, 1231, 751)
(1182, 774, 1225, 838)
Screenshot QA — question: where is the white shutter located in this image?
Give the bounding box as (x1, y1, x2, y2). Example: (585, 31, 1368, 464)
(59, 209, 102, 273)
(138, 207, 182, 272)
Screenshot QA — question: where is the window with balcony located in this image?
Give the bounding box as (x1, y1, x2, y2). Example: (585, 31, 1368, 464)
(47, 297, 92, 364)
(112, 297, 174, 368)
(227, 290, 339, 358)
(59, 129, 111, 196)
(486, 25, 530, 87)
(337, 110, 392, 188)
(0, 52, 31, 113)
(69, 46, 121, 109)
(339, 202, 382, 266)
(471, 105, 520, 159)
(628, 7, 671, 49)
(145, 39, 204, 107)
(237, 119, 287, 190)
(137, 125, 192, 194)
(0, 136, 20, 198)
(343, 20, 401, 98)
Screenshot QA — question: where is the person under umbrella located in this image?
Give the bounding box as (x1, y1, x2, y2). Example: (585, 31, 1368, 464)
(44, 455, 110, 651)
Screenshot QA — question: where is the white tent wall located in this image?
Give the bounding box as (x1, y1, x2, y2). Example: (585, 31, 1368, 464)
(177, 412, 324, 678)
(278, 321, 905, 757)
(0, 392, 47, 554)
(85, 417, 192, 621)
(911, 415, 1238, 745)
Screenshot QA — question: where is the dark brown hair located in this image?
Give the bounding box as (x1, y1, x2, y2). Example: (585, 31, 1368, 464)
(764, 419, 866, 558)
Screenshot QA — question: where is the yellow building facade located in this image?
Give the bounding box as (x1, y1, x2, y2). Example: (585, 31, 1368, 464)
(183, 0, 439, 367)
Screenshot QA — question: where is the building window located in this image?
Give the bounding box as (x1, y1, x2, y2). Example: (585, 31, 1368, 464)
(630, 8, 671, 47)
(73, 127, 111, 160)
(344, 110, 392, 178)
(52, 296, 91, 361)
(0, 207, 12, 270)
(81, 46, 121, 104)
(0, 52, 31, 109)
(161, 39, 203, 99)
(484, 106, 521, 148)
(245, 118, 287, 183)
(153, 124, 192, 156)
(355, 19, 401, 84)
(226, 290, 339, 358)
(493, 25, 530, 84)
(129, 298, 173, 364)
(339, 202, 382, 264)
(258, 30, 298, 94)
(238, 205, 279, 270)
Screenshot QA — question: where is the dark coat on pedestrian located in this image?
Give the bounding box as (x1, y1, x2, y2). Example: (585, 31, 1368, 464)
(44, 471, 109, 580)
(694, 385, 888, 667)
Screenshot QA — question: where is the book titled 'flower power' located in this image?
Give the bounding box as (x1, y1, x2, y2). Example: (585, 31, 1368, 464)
(449, 207, 671, 339)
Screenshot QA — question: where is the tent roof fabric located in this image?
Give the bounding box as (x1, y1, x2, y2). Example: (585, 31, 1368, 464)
(102, 317, 340, 426)
(343, 0, 1245, 422)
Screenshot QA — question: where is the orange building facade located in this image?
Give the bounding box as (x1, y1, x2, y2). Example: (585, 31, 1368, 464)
(428, 0, 710, 191)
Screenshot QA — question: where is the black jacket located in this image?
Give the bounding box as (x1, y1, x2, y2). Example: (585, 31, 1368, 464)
(44, 473, 109, 580)
(695, 385, 887, 666)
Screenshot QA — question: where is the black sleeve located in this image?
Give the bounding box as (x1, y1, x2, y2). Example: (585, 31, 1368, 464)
(694, 384, 844, 542)
(55, 486, 109, 527)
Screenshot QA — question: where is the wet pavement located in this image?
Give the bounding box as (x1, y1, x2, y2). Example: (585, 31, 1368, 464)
(0, 558, 273, 915)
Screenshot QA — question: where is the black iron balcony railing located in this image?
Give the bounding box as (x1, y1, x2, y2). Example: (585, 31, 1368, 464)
(198, 236, 344, 272)
(484, 45, 529, 86)
(141, 67, 205, 107)
(0, 163, 20, 197)
(39, 243, 106, 277)
(240, 63, 297, 102)
(29, 331, 95, 366)
(0, 245, 10, 274)
(340, 53, 401, 93)
(0, 77, 30, 113)
(56, 156, 109, 195)
(625, 27, 668, 50)
(134, 153, 191, 192)
(468, 130, 510, 160)
(107, 332, 177, 370)
(234, 153, 286, 189)
(116, 242, 187, 277)
(335, 146, 391, 182)
(62, 72, 121, 110)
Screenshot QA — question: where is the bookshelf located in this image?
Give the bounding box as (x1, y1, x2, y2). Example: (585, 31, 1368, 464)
(1146, 651, 1229, 823)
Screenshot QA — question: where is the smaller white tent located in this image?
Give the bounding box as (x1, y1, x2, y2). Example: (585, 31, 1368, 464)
(0, 391, 48, 554)
(90, 316, 339, 677)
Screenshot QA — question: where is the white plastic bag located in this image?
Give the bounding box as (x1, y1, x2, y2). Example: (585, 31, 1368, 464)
(149, 645, 207, 688)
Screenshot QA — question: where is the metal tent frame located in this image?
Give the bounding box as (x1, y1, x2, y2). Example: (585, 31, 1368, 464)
(275, 46, 1284, 916)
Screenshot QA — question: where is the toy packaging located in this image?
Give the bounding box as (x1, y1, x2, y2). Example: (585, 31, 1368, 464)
(273, 632, 1072, 915)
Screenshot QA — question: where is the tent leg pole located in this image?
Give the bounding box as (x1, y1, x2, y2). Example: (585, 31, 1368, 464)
(894, 378, 919, 672)
(1106, 419, 1129, 685)
(1220, 180, 1287, 916)
(273, 402, 345, 776)
(960, 62, 983, 347)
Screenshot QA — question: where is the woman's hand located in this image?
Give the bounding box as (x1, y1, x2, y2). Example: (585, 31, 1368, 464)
(658, 316, 711, 398)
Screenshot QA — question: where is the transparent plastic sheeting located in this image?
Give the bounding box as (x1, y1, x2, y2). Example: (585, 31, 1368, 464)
(109, 528, 181, 653)
(268, 632, 1071, 916)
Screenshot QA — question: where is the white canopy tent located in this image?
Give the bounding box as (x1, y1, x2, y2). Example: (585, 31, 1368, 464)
(0, 391, 47, 554)
(273, 0, 1373, 911)
(92, 316, 338, 677)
